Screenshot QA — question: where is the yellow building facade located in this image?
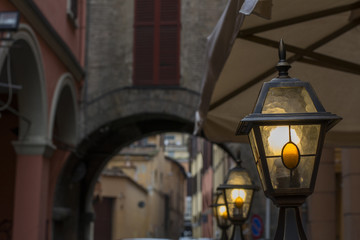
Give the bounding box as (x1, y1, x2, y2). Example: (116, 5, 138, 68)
(93, 135, 187, 239)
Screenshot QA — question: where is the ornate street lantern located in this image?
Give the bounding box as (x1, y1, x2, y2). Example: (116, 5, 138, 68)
(236, 40, 341, 239)
(218, 161, 258, 240)
(210, 190, 232, 240)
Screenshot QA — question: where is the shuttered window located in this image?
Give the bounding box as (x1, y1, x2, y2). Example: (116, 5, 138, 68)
(133, 0, 180, 86)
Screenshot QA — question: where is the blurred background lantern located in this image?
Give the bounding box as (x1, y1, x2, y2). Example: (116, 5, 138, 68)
(218, 161, 258, 240)
(211, 189, 232, 240)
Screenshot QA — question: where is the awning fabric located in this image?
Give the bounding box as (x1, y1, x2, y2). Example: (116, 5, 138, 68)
(196, 0, 360, 147)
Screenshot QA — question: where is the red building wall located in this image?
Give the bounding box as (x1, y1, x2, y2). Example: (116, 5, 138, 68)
(0, 0, 85, 239)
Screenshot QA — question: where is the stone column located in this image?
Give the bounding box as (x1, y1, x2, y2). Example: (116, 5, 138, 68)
(307, 147, 336, 239)
(341, 148, 360, 240)
(12, 141, 54, 240)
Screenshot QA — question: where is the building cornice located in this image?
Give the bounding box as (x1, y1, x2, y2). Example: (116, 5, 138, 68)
(12, 139, 56, 158)
(10, 0, 85, 81)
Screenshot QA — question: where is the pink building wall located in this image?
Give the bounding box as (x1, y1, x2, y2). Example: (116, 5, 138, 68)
(33, 0, 87, 65)
(0, 0, 85, 239)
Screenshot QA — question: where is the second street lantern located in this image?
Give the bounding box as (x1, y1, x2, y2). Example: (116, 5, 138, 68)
(218, 161, 258, 240)
(236, 40, 341, 239)
(210, 190, 232, 240)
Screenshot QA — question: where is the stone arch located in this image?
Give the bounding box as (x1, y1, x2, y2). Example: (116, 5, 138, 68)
(0, 24, 48, 145)
(53, 113, 194, 240)
(83, 87, 199, 138)
(49, 73, 78, 146)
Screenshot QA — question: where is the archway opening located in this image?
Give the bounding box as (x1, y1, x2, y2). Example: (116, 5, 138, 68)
(53, 114, 194, 240)
(52, 114, 237, 240)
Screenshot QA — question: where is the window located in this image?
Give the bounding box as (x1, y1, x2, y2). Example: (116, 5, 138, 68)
(133, 0, 180, 86)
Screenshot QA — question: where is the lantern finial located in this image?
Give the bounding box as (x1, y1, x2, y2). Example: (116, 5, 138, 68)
(276, 39, 291, 78)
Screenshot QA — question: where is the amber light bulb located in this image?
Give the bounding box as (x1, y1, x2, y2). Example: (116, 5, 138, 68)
(282, 142, 300, 169)
(235, 197, 244, 208)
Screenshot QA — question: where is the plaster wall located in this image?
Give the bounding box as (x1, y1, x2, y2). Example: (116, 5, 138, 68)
(307, 147, 336, 239)
(101, 136, 186, 238)
(32, 0, 86, 64)
(341, 148, 360, 240)
(99, 175, 148, 239)
(163, 159, 186, 237)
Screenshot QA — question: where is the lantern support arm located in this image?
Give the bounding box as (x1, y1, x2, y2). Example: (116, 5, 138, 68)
(230, 224, 244, 240)
(295, 207, 307, 239)
(274, 207, 286, 240)
(274, 207, 307, 240)
(220, 226, 229, 240)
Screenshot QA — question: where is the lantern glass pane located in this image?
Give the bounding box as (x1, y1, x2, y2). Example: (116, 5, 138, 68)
(260, 125, 290, 156)
(291, 125, 320, 155)
(256, 164, 266, 191)
(267, 156, 315, 189)
(250, 129, 260, 163)
(226, 169, 252, 185)
(250, 129, 266, 190)
(224, 188, 253, 220)
(217, 193, 226, 205)
(217, 207, 230, 226)
(217, 195, 226, 217)
(262, 87, 316, 114)
(260, 125, 320, 157)
(267, 157, 287, 189)
(296, 156, 315, 188)
(216, 195, 230, 226)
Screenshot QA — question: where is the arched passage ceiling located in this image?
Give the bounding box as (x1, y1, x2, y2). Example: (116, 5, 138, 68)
(197, 0, 360, 147)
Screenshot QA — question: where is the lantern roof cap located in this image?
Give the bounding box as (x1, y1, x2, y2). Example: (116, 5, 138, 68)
(218, 164, 258, 190)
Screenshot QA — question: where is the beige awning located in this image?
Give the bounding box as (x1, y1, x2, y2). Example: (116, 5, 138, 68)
(196, 0, 360, 147)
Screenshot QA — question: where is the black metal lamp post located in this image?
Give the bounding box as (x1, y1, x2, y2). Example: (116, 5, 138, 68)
(218, 161, 258, 240)
(236, 40, 342, 239)
(211, 190, 232, 240)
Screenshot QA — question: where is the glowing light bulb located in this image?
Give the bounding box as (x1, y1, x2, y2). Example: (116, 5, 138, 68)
(218, 206, 228, 219)
(282, 142, 300, 169)
(231, 189, 246, 208)
(268, 126, 300, 154)
(235, 197, 244, 208)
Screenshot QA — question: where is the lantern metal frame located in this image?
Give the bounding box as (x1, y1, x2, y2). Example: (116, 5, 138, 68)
(210, 190, 232, 240)
(236, 40, 342, 239)
(218, 162, 258, 240)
